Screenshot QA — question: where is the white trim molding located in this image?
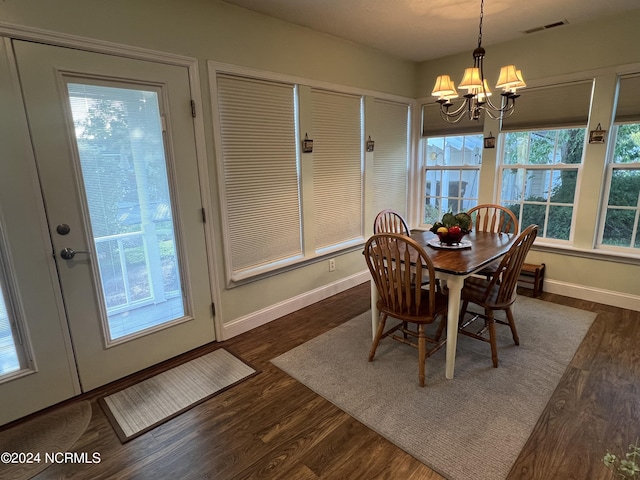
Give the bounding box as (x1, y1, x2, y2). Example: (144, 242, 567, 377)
(220, 271, 370, 340)
(223, 270, 640, 341)
(542, 279, 640, 312)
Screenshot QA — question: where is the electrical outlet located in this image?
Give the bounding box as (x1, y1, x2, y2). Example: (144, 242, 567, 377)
(329, 258, 336, 272)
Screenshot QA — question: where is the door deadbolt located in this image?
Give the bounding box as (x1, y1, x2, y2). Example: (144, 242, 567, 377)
(56, 224, 71, 235)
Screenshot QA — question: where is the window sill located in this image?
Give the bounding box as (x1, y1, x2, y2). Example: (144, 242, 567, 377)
(227, 239, 366, 288)
(532, 242, 640, 266)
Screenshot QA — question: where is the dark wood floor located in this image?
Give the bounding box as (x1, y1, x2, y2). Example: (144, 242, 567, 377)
(15, 282, 638, 479)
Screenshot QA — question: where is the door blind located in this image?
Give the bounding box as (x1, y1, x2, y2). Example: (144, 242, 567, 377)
(216, 74, 302, 276)
(311, 89, 363, 250)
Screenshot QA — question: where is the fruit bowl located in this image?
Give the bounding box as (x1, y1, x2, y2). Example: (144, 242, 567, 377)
(429, 212, 472, 245)
(436, 227, 468, 245)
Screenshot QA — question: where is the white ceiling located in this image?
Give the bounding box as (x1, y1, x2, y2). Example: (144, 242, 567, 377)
(220, 0, 640, 62)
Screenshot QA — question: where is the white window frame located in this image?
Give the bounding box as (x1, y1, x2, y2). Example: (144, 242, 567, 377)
(497, 127, 585, 243)
(420, 134, 483, 228)
(597, 123, 640, 252)
(208, 62, 413, 285)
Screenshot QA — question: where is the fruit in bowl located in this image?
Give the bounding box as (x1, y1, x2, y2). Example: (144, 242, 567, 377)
(430, 212, 472, 245)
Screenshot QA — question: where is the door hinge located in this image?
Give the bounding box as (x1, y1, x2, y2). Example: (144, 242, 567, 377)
(211, 302, 216, 316)
(201, 207, 206, 223)
(191, 100, 196, 118)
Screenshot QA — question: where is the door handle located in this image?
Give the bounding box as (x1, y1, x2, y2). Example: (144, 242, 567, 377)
(59, 247, 90, 260)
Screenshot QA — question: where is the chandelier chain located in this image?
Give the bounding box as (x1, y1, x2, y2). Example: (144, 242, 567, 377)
(477, 0, 484, 48)
(431, 0, 524, 123)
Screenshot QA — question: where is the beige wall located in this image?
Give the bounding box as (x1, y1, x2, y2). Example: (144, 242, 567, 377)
(418, 10, 640, 300)
(417, 9, 640, 95)
(0, 0, 417, 97)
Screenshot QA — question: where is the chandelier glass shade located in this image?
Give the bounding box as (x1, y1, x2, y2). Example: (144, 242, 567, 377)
(431, 0, 526, 123)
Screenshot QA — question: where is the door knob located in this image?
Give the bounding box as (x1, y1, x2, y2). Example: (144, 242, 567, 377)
(60, 247, 90, 260)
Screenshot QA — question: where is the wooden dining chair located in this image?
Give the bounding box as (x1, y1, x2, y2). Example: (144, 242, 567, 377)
(467, 203, 519, 279)
(457, 224, 538, 368)
(373, 209, 410, 235)
(373, 208, 435, 291)
(364, 233, 448, 387)
(467, 204, 519, 235)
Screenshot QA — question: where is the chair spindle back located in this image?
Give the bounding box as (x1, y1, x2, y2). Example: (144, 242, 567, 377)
(364, 233, 437, 319)
(485, 224, 538, 305)
(468, 204, 519, 235)
(373, 209, 410, 235)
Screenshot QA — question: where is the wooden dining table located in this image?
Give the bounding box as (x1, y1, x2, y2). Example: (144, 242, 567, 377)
(369, 229, 516, 379)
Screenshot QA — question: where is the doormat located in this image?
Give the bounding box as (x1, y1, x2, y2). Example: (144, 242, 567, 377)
(99, 348, 258, 442)
(0, 400, 92, 480)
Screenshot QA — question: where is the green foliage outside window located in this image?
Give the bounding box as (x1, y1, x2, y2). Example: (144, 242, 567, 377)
(601, 124, 640, 248)
(613, 124, 640, 163)
(502, 128, 584, 240)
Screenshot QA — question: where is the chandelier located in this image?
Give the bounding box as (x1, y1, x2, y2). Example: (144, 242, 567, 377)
(431, 0, 526, 123)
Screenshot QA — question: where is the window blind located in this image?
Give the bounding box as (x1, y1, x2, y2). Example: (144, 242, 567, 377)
(614, 74, 640, 123)
(371, 99, 410, 217)
(422, 102, 484, 137)
(501, 80, 594, 130)
(311, 89, 363, 250)
(216, 74, 302, 276)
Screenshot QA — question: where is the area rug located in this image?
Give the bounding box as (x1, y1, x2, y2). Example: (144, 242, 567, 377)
(0, 400, 92, 480)
(100, 348, 258, 442)
(271, 296, 596, 480)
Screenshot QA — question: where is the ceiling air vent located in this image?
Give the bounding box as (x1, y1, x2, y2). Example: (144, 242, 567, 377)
(523, 19, 568, 35)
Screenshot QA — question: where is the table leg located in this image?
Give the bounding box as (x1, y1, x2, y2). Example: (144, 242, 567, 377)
(370, 277, 379, 339)
(444, 275, 464, 379)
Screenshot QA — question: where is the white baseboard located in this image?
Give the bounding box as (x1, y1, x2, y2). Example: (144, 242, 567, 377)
(222, 273, 640, 341)
(542, 279, 640, 312)
(220, 271, 370, 340)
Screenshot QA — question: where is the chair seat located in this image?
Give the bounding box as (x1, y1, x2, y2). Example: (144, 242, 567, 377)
(476, 258, 502, 278)
(377, 289, 448, 322)
(461, 276, 515, 310)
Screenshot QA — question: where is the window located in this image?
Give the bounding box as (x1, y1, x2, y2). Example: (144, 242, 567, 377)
(0, 282, 20, 376)
(499, 129, 585, 240)
(420, 103, 484, 226)
(0, 229, 27, 378)
(370, 99, 410, 218)
(598, 74, 640, 250)
(211, 65, 411, 282)
(69, 83, 187, 340)
(215, 73, 302, 280)
(498, 81, 593, 241)
(422, 134, 482, 225)
(311, 89, 363, 252)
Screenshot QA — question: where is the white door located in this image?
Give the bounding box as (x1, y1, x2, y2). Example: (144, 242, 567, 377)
(0, 38, 80, 425)
(5, 40, 214, 399)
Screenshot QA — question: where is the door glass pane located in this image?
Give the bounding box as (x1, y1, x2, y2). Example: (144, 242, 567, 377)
(67, 83, 184, 341)
(0, 285, 20, 376)
(0, 238, 21, 376)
